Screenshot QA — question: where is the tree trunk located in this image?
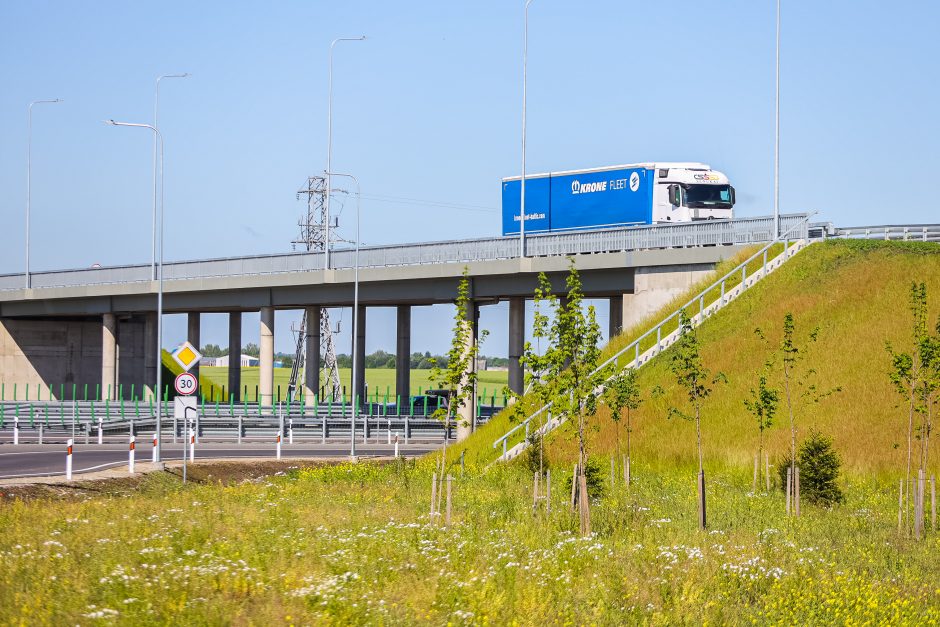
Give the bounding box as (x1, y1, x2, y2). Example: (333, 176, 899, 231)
(626, 408, 632, 487)
(784, 363, 796, 515)
(907, 384, 916, 528)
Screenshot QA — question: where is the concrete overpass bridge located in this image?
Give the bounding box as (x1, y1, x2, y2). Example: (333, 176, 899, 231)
(0, 215, 809, 425)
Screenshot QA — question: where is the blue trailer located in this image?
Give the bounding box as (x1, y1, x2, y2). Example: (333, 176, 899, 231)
(501, 162, 735, 236)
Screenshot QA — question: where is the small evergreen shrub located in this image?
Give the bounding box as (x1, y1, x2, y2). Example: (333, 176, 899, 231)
(524, 433, 548, 475)
(777, 431, 844, 507)
(564, 457, 606, 501)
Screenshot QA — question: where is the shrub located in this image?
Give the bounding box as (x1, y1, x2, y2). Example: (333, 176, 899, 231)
(777, 430, 844, 507)
(564, 457, 606, 501)
(523, 433, 548, 475)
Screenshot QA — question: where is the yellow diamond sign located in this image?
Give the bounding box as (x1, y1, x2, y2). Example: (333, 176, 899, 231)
(171, 341, 202, 372)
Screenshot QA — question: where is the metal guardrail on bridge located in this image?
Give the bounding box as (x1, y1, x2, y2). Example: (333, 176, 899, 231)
(0, 214, 809, 291)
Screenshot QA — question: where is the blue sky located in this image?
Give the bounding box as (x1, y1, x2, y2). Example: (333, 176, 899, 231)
(1, 1, 937, 356)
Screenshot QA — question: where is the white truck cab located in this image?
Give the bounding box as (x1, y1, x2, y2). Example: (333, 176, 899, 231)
(649, 162, 735, 223)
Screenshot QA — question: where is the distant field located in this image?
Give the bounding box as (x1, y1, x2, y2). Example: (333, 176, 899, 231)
(199, 366, 508, 401)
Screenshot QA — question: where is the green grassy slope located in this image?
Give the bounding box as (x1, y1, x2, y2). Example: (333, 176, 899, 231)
(448, 244, 771, 467)
(542, 240, 940, 475)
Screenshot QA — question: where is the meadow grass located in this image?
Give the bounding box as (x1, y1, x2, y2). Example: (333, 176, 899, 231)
(1, 461, 938, 624)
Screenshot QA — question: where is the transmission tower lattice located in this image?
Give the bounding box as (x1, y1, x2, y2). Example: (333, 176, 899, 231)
(286, 175, 342, 400)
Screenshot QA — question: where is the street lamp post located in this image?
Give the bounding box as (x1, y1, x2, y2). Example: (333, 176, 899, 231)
(327, 172, 361, 460)
(153, 73, 189, 280)
(105, 120, 166, 463)
(774, 0, 781, 238)
(325, 36, 365, 271)
(520, 0, 535, 258)
(26, 98, 63, 289)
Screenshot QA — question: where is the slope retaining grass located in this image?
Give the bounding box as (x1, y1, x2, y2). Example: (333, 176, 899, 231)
(529, 239, 940, 475)
(449, 243, 780, 468)
(1, 462, 938, 624)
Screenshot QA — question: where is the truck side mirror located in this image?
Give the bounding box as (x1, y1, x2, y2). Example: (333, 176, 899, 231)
(668, 185, 681, 207)
(729, 186, 736, 206)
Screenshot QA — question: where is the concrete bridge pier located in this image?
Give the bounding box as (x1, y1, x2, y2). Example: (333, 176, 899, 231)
(187, 312, 200, 383)
(508, 297, 524, 396)
(143, 312, 157, 400)
(102, 313, 117, 400)
(354, 305, 367, 407)
(304, 306, 320, 401)
(396, 305, 411, 407)
(259, 306, 274, 406)
(608, 296, 623, 339)
(228, 312, 241, 401)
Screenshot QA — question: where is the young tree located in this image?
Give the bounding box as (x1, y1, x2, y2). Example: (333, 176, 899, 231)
(602, 366, 642, 486)
(430, 268, 488, 458)
(743, 366, 779, 492)
(886, 283, 929, 520)
(667, 310, 725, 529)
(507, 260, 606, 534)
(506, 271, 558, 479)
(551, 262, 607, 534)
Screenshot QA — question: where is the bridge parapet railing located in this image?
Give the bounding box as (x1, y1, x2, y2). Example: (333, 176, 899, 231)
(833, 224, 940, 242)
(1, 214, 810, 291)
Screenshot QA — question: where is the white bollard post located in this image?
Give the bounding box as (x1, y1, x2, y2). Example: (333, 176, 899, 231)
(276, 431, 282, 460)
(189, 428, 195, 463)
(152, 433, 158, 463)
(66, 438, 73, 481)
(39, 423, 44, 445)
(394, 432, 400, 458)
(128, 435, 136, 474)
(13, 416, 19, 446)
(288, 418, 293, 445)
(97, 416, 103, 445)
(387, 419, 391, 444)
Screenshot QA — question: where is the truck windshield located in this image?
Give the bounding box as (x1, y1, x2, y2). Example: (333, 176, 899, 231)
(684, 184, 733, 208)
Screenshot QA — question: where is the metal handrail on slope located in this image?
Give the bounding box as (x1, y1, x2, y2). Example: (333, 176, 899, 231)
(491, 215, 814, 460)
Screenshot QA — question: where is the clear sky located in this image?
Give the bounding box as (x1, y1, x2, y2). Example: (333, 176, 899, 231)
(1, 1, 937, 357)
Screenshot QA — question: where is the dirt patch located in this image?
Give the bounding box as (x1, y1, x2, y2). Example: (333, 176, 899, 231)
(0, 458, 353, 504)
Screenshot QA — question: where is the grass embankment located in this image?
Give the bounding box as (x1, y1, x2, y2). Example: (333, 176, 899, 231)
(1, 463, 938, 624)
(198, 368, 508, 402)
(561, 239, 940, 476)
(452, 240, 940, 475)
(450, 244, 775, 467)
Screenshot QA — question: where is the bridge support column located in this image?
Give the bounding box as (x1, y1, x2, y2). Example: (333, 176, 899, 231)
(102, 313, 117, 401)
(353, 306, 366, 408)
(622, 264, 712, 331)
(259, 306, 274, 406)
(456, 301, 479, 442)
(143, 312, 157, 401)
(608, 296, 623, 339)
(187, 312, 200, 382)
(228, 312, 241, 401)
(508, 297, 524, 396)
(304, 306, 321, 401)
(396, 305, 411, 407)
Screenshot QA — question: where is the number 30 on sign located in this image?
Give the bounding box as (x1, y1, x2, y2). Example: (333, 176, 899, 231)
(175, 372, 198, 396)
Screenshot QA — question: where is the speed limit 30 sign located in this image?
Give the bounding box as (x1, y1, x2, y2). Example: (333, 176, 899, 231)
(175, 372, 198, 396)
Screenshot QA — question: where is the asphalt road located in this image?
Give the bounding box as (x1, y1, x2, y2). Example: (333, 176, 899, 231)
(0, 443, 437, 479)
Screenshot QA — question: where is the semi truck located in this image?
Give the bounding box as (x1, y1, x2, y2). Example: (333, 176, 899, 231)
(501, 162, 735, 236)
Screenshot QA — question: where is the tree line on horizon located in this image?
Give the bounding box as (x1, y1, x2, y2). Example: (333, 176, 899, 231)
(198, 344, 510, 371)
